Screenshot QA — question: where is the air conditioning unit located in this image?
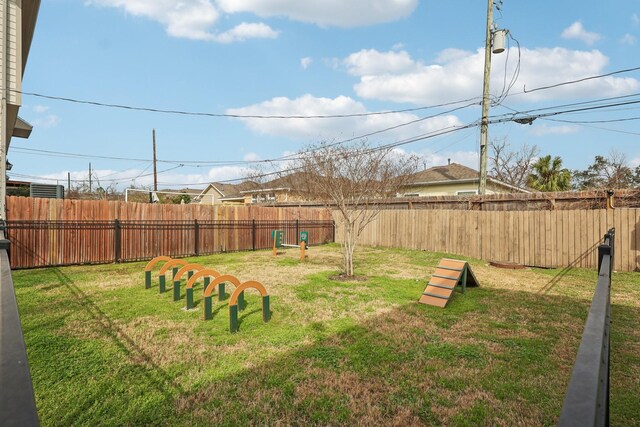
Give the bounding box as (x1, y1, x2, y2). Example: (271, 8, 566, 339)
(29, 183, 65, 199)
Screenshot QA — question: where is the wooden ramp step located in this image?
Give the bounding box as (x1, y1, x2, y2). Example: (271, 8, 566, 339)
(419, 294, 448, 308)
(418, 258, 479, 308)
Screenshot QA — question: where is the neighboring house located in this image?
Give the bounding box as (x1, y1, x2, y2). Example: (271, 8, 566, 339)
(197, 172, 311, 205)
(1, 0, 41, 218)
(400, 162, 529, 197)
(196, 181, 258, 205)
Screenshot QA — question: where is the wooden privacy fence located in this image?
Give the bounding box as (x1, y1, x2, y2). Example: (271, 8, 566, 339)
(6, 219, 334, 269)
(5, 196, 331, 222)
(335, 208, 640, 272)
(4, 197, 334, 269)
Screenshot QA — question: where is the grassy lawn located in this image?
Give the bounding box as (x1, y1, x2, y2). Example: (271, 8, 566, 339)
(13, 244, 640, 426)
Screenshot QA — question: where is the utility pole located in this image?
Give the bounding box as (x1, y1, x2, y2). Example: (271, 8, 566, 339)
(89, 162, 92, 193)
(67, 172, 71, 191)
(152, 128, 158, 192)
(478, 0, 494, 195)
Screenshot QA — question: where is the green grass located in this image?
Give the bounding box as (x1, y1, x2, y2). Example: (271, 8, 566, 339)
(12, 245, 640, 426)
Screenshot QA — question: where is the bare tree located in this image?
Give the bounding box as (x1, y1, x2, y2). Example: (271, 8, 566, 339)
(92, 174, 119, 200)
(280, 141, 418, 277)
(489, 138, 539, 188)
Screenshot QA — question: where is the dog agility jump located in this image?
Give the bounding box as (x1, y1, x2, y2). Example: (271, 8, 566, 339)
(144, 256, 271, 332)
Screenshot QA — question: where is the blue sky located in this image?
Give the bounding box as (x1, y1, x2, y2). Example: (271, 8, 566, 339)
(9, 0, 640, 190)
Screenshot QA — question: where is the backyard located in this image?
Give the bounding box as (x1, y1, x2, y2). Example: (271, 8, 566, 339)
(13, 244, 640, 426)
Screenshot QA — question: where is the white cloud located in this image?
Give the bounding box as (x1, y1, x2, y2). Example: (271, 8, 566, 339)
(33, 105, 49, 114)
(529, 125, 580, 137)
(88, 0, 277, 43)
(346, 47, 640, 104)
(620, 33, 637, 45)
(344, 49, 416, 76)
(32, 114, 60, 128)
(88, 0, 418, 42)
(410, 149, 479, 170)
(561, 21, 601, 45)
(214, 22, 278, 43)
(243, 152, 261, 161)
(227, 94, 462, 140)
(300, 57, 313, 70)
(216, 0, 418, 27)
(633, 13, 640, 26)
(88, 0, 220, 41)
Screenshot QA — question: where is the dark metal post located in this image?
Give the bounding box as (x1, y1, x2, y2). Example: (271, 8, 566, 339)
(597, 243, 610, 272)
(194, 219, 199, 256)
(114, 219, 121, 263)
(252, 219, 256, 251)
(295, 219, 299, 244)
(558, 227, 614, 427)
(609, 230, 615, 281)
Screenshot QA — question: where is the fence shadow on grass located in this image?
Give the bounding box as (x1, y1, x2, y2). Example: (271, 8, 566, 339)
(171, 286, 640, 426)
(50, 268, 186, 419)
(536, 241, 600, 295)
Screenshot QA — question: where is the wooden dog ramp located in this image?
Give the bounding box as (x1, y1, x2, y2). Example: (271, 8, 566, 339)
(419, 258, 479, 308)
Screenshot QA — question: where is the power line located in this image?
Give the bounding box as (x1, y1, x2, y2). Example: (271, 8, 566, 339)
(12, 93, 640, 187)
(542, 118, 640, 136)
(494, 92, 640, 118)
(10, 101, 480, 167)
(12, 88, 481, 120)
(159, 121, 481, 186)
(544, 116, 640, 124)
(9, 164, 184, 183)
(267, 101, 480, 164)
(523, 65, 640, 94)
(12, 96, 639, 182)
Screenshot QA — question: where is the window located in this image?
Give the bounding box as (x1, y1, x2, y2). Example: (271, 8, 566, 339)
(251, 194, 258, 204)
(268, 192, 276, 201)
(456, 190, 478, 196)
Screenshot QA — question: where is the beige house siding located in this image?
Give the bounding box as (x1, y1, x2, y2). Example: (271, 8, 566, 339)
(241, 189, 318, 205)
(1, 0, 23, 107)
(400, 181, 519, 197)
(197, 187, 222, 205)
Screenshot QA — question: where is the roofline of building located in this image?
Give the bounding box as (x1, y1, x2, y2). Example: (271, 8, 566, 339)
(219, 196, 245, 201)
(239, 187, 291, 195)
(407, 177, 530, 193)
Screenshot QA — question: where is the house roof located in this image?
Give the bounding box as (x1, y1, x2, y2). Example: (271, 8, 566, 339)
(406, 163, 529, 193)
(408, 163, 479, 183)
(198, 181, 259, 200)
(238, 172, 311, 194)
(201, 172, 311, 199)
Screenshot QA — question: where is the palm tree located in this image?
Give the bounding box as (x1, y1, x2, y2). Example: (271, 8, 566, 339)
(526, 155, 571, 192)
